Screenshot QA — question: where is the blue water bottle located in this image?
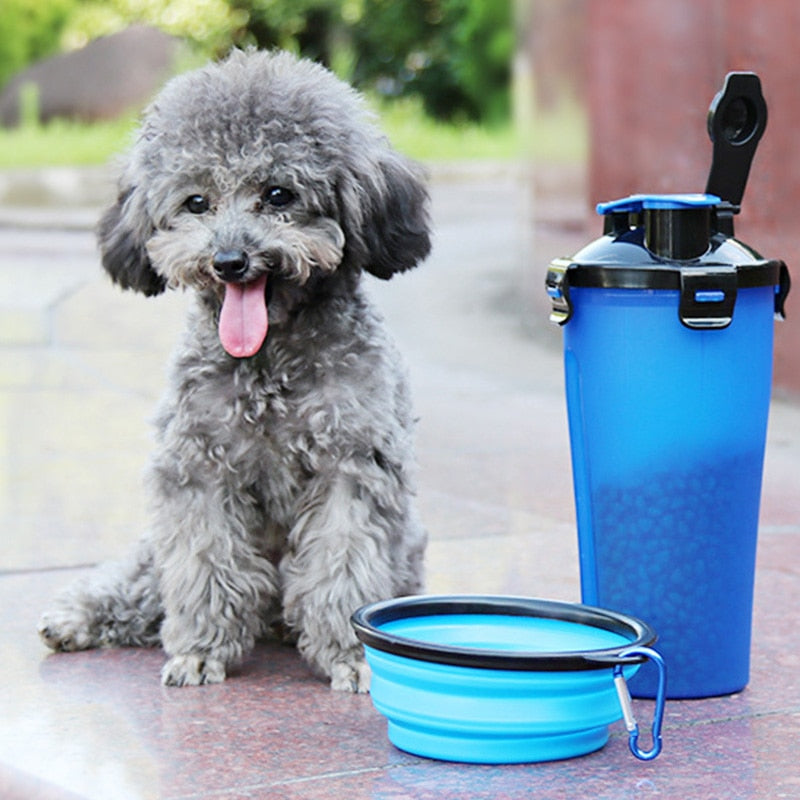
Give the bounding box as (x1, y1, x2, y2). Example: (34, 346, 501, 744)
(546, 73, 790, 698)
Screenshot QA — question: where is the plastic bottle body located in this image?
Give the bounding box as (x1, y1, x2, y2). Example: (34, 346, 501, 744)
(563, 284, 774, 697)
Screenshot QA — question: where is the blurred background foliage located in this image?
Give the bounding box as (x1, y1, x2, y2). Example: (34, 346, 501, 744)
(0, 0, 512, 125)
(0, 0, 77, 88)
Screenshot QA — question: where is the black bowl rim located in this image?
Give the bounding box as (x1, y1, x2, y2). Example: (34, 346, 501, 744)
(351, 595, 657, 672)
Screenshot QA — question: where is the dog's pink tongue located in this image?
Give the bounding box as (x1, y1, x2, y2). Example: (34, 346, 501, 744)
(218, 275, 269, 358)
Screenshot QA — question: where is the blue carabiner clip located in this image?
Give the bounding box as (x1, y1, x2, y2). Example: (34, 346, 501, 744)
(613, 646, 667, 761)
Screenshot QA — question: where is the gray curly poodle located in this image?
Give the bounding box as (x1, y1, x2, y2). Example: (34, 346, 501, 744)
(38, 49, 430, 692)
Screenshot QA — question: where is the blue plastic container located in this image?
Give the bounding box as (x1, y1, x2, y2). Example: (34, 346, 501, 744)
(352, 595, 665, 763)
(546, 194, 790, 698)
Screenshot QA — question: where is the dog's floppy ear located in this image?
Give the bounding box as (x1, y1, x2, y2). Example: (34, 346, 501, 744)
(97, 185, 166, 297)
(339, 151, 431, 279)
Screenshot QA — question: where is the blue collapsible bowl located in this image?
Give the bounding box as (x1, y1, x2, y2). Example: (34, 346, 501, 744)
(351, 595, 665, 764)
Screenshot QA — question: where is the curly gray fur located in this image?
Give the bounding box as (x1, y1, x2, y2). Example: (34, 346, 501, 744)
(38, 49, 430, 692)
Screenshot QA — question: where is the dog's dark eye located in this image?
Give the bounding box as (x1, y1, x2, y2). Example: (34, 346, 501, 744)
(185, 195, 210, 214)
(263, 186, 295, 208)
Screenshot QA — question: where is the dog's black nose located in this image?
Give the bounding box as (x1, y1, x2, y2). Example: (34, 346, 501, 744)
(213, 250, 250, 282)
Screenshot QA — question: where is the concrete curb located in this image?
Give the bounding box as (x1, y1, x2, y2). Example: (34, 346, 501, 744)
(0, 160, 586, 231)
(0, 165, 114, 206)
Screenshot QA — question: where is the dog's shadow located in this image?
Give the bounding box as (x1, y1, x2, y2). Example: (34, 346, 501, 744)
(38, 637, 313, 700)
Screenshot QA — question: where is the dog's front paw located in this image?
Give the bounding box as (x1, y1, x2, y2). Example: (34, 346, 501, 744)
(330, 657, 371, 693)
(38, 611, 95, 652)
(161, 654, 226, 687)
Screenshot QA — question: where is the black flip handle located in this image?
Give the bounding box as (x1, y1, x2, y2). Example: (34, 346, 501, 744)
(705, 72, 768, 211)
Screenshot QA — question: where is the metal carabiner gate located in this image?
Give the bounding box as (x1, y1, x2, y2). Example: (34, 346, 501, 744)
(613, 646, 667, 761)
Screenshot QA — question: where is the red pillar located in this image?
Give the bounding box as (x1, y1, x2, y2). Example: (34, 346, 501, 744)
(586, 0, 800, 396)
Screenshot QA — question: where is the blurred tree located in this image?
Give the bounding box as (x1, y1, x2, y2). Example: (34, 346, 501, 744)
(350, 0, 512, 123)
(230, 0, 343, 64)
(0, 0, 511, 123)
(446, 0, 512, 123)
(0, 0, 78, 87)
(60, 0, 247, 54)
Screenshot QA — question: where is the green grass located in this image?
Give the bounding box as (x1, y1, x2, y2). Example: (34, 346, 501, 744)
(372, 96, 522, 162)
(0, 115, 137, 168)
(375, 95, 586, 164)
(0, 95, 586, 168)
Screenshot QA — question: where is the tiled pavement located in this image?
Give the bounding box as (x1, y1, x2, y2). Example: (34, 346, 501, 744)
(1, 168, 798, 799)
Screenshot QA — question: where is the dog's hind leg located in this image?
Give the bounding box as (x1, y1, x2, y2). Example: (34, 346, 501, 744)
(39, 536, 163, 652)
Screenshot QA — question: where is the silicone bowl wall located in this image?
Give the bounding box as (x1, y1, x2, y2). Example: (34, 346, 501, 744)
(352, 596, 655, 763)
